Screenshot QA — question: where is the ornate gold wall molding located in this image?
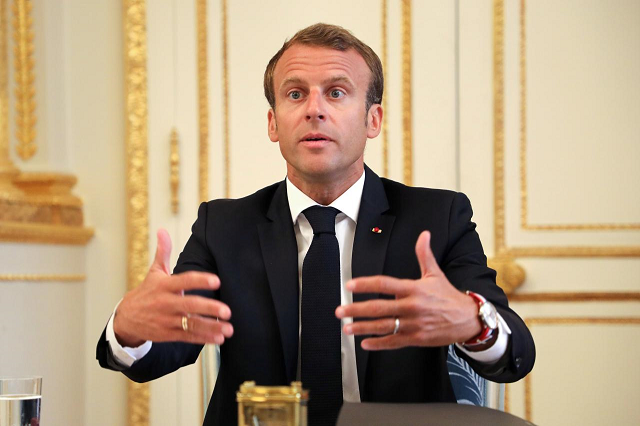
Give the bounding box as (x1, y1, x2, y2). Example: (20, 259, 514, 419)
(12, 0, 36, 160)
(221, 0, 230, 198)
(492, 0, 506, 253)
(509, 291, 640, 302)
(401, 0, 412, 186)
(0, 171, 94, 244)
(0, 273, 85, 282)
(381, 0, 388, 177)
(123, 0, 150, 424)
(0, 221, 92, 244)
(196, 0, 208, 203)
(0, 0, 16, 177)
(517, 0, 640, 232)
(170, 128, 179, 214)
(490, 0, 640, 268)
(509, 245, 640, 258)
(513, 317, 640, 422)
(487, 253, 525, 294)
(0, 0, 92, 245)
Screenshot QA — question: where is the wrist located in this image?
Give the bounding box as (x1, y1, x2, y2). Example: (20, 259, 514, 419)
(113, 310, 145, 348)
(460, 291, 499, 350)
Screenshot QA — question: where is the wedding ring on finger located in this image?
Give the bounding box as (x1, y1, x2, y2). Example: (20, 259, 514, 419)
(181, 315, 189, 332)
(393, 317, 400, 335)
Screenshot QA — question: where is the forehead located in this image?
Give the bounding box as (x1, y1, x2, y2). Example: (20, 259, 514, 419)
(273, 44, 370, 89)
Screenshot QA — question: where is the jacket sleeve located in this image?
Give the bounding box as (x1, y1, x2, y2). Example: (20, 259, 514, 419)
(96, 202, 216, 381)
(442, 192, 535, 383)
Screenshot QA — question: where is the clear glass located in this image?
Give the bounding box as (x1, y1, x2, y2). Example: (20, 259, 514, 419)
(0, 377, 42, 426)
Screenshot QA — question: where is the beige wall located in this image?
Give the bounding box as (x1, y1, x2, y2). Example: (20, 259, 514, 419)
(0, 1, 638, 425)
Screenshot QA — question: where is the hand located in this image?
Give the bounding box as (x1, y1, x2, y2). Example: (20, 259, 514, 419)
(113, 229, 234, 347)
(335, 231, 481, 350)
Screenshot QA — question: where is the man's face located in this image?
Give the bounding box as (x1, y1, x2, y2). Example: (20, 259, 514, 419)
(267, 44, 382, 186)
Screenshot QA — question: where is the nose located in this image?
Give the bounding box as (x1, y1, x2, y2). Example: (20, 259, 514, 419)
(305, 90, 325, 122)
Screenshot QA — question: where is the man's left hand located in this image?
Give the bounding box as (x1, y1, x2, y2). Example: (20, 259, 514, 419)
(335, 230, 482, 350)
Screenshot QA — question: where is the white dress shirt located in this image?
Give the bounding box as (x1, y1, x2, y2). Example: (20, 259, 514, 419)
(106, 170, 510, 393)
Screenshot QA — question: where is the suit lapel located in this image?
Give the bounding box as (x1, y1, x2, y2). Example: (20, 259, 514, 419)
(257, 182, 299, 383)
(351, 166, 395, 398)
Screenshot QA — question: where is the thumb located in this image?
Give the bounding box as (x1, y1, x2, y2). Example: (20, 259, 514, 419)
(152, 228, 172, 275)
(415, 231, 441, 277)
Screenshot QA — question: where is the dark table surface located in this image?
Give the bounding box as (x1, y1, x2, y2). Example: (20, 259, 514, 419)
(337, 402, 536, 426)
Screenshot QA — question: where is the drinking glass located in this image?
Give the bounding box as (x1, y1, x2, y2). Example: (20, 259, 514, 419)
(0, 377, 41, 426)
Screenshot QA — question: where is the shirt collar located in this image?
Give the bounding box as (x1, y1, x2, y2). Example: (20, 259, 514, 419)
(286, 171, 366, 225)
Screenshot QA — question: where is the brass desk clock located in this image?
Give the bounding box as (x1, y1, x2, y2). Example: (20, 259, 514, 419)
(237, 381, 309, 426)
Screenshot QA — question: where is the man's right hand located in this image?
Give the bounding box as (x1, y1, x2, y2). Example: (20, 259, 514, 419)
(113, 229, 234, 347)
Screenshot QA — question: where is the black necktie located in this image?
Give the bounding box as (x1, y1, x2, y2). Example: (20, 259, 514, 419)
(301, 206, 343, 426)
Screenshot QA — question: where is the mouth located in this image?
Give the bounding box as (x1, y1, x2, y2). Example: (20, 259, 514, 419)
(300, 133, 333, 144)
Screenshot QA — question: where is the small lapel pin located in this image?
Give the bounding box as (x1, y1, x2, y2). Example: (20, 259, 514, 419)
(371, 227, 382, 234)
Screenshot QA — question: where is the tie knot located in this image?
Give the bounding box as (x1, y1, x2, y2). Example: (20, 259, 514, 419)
(303, 206, 340, 235)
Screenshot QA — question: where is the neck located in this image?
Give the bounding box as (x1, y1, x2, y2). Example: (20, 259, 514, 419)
(287, 167, 363, 206)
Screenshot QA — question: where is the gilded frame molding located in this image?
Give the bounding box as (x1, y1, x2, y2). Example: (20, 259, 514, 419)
(401, 0, 412, 186)
(12, 0, 36, 160)
(517, 0, 639, 232)
(381, 0, 388, 177)
(491, 0, 640, 278)
(507, 317, 640, 422)
(197, 0, 208, 203)
(221, 0, 230, 198)
(123, 0, 150, 424)
(0, 273, 85, 281)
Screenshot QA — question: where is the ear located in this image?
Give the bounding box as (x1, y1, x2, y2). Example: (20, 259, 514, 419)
(366, 104, 383, 139)
(267, 108, 279, 142)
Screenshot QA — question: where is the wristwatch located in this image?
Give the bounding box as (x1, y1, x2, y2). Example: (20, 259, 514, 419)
(462, 291, 499, 350)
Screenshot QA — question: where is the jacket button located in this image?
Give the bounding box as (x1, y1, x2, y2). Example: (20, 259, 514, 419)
(515, 357, 522, 368)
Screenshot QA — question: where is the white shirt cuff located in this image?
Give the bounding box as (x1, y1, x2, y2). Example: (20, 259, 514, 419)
(454, 313, 511, 364)
(105, 300, 152, 368)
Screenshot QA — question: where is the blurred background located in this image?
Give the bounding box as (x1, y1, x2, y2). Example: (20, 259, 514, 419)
(0, 0, 638, 425)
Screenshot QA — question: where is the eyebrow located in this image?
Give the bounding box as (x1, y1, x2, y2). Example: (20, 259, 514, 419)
(279, 75, 356, 92)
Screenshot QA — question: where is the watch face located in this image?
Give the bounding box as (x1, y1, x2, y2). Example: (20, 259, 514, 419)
(479, 302, 498, 329)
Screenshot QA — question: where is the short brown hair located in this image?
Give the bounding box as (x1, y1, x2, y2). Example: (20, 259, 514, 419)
(264, 23, 383, 112)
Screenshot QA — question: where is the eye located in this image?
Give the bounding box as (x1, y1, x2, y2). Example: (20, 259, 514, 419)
(329, 89, 345, 99)
(288, 91, 302, 100)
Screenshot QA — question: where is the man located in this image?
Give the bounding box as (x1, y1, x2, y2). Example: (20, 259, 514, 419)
(97, 23, 535, 426)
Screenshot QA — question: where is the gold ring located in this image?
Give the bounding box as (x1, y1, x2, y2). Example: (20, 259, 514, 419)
(181, 315, 189, 332)
(393, 317, 400, 335)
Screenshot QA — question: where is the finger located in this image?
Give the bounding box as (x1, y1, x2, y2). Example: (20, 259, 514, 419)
(167, 329, 226, 345)
(415, 231, 441, 277)
(183, 315, 234, 338)
(337, 298, 411, 319)
(170, 316, 234, 344)
(361, 334, 412, 351)
(152, 229, 172, 274)
(176, 295, 232, 320)
(344, 317, 398, 336)
(165, 271, 220, 292)
(345, 276, 413, 297)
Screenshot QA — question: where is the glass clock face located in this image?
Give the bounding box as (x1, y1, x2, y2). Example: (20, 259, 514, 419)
(479, 302, 498, 329)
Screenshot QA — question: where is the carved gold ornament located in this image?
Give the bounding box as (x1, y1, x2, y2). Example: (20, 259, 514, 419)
(0, 0, 16, 177)
(197, 0, 208, 203)
(221, 0, 230, 198)
(12, 0, 36, 160)
(487, 254, 525, 295)
(123, 0, 150, 425)
(401, 0, 412, 186)
(381, 0, 389, 177)
(170, 128, 179, 214)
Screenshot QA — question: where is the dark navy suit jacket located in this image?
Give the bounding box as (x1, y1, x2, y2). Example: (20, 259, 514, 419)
(97, 166, 535, 425)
